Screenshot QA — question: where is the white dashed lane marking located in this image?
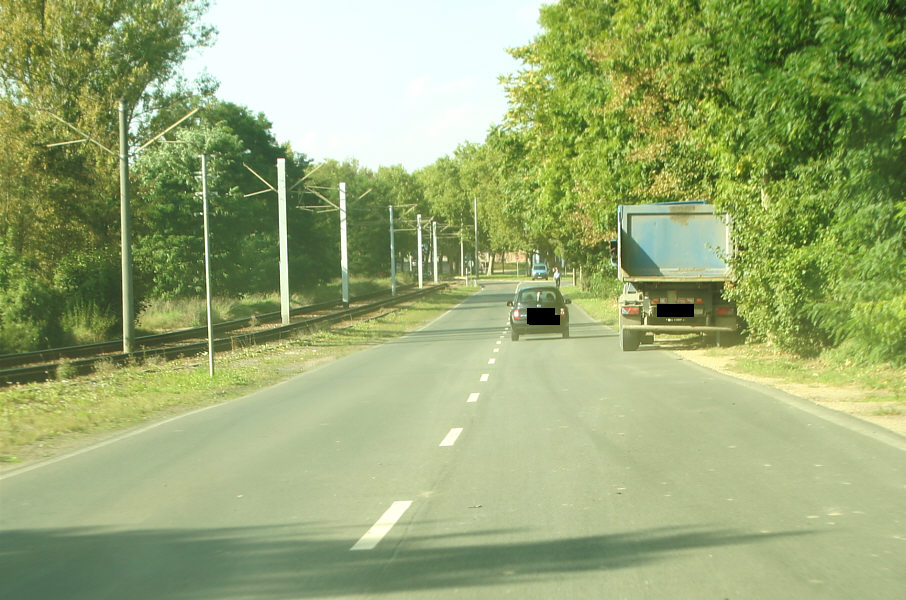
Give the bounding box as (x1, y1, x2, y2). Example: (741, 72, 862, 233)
(350, 501, 413, 551)
(440, 428, 463, 447)
(480, 373, 489, 382)
(467, 393, 479, 403)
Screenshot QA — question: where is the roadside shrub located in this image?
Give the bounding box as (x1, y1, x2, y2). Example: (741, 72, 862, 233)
(842, 295, 906, 367)
(0, 243, 65, 353)
(582, 262, 621, 299)
(61, 301, 119, 344)
(54, 252, 124, 342)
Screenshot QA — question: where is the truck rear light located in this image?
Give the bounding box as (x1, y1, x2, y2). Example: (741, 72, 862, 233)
(695, 298, 704, 304)
(621, 306, 640, 315)
(651, 298, 660, 304)
(716, 306, 735, 316)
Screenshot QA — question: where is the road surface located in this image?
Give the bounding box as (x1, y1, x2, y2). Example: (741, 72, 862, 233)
(2, 282, 904, 598)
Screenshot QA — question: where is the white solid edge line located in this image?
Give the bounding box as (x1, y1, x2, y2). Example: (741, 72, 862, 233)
(467, 392, 480, 403)
(0, 402, 224, 481)
(351, 501, 413, 551)
(440, 428, 464, 447)
(480, 373, 489, 382)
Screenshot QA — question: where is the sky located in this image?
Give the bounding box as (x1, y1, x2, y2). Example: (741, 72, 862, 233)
(181, 0, 548, 173)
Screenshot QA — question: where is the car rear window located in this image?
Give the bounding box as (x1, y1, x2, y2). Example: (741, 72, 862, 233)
(519, 289, 560, 304)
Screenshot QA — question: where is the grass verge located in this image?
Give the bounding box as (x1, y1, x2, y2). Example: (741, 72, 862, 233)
(560, 284, 618, 328)
(0, 285, 476, 467)
(136, 276, 414, 333)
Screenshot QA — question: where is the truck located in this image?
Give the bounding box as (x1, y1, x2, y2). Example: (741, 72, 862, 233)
(612, 202, 738, 351)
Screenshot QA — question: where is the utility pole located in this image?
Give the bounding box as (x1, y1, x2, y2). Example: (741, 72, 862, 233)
(277, 158, 290, 324)
(243, 159, 294, 322)
(432, 220, 439, 284)
(473, 198, 479, 282)
(389, 205, 396, 296)
(416, 213, 424, 289)
(339, 182, 349, 306)
(118, 99, 135, 354)
(45, 102, 199, 355)
(200, 154, 214, 376)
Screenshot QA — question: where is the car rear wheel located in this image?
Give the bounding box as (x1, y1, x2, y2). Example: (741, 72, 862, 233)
(511, 329, 519, 341)
(562, 326, 569, 339)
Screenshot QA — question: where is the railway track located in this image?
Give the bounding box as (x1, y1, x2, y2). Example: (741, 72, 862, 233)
(0, 284, 439, 386)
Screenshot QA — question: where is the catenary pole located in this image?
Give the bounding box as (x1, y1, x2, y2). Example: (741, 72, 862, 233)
(460, 237, 464, 283)
(201, 154, 214, 376)
(118, 99, 135, 354)
(416, 213, 423, 289)
(389, 205, 396, 296)
(340, 182, 349, 306)
(473, 198, 479, 281)
(432, 220, 438, 284)
(277, 158, 290, 324)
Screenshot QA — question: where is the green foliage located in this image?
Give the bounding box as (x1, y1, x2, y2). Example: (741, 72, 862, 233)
(0, 0, 215, 348)
(582, 262, 621, 299)
(0, 242, 65, 352)
(488, 0, 906, 366)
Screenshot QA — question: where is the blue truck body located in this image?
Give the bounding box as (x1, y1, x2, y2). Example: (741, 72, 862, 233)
(616, 202, 738, 351)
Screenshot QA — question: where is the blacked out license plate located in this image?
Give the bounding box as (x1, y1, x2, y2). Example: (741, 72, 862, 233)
(527, 308, 560, 325)
(657, 303, 694, 318)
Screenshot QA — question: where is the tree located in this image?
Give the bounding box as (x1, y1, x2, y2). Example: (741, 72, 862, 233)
(0, 0, 215, 345)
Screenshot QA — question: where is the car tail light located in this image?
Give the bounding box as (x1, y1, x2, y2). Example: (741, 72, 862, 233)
(621, 306, 640, 315)
(716, 306, 735, 316)
(560, 307, 566, 316)
(513, 308, 521, 320)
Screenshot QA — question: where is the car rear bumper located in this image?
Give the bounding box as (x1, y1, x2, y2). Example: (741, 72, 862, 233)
(511, 320, 568, 335)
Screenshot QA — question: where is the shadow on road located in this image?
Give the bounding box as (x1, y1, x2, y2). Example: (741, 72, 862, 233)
(0, 523, 812, 598)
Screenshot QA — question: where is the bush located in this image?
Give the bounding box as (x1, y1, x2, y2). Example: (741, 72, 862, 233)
(61, 301, 119, 344)
(0, 244, 65, 353)
(582, 262, 621, 299)
(54, 252, 124, 342)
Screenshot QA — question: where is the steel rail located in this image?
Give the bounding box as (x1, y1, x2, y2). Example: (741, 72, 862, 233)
(0, 286, 413, 370)
(0, 284, 442, 386)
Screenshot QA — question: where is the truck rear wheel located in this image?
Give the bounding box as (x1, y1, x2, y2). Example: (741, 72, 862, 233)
(620, 328, 640, 352)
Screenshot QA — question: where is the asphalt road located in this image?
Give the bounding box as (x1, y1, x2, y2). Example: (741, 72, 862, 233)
(2, 281, 905, 599)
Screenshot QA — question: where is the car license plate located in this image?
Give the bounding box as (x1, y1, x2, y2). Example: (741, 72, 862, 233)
(527, 308, 560, 325)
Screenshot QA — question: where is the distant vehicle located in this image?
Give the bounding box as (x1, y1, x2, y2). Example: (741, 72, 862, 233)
(531, 263, 549, 279)
(507, 284, 570, 341)
(612, 202, 738, 351)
